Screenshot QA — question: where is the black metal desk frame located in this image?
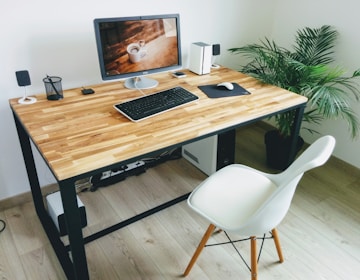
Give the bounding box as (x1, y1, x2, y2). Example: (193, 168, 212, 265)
(12, 103, 306, 279)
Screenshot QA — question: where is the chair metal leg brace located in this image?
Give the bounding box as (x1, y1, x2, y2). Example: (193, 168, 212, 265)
(209, 231, 274, 270)
(184, 227, 284, 279)
(223, 230, 252, 271)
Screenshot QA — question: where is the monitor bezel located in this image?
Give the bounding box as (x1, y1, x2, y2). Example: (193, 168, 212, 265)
(93, 13, 182, 82)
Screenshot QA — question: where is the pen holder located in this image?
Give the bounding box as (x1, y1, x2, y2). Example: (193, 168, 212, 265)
(43, 76, 63, 100)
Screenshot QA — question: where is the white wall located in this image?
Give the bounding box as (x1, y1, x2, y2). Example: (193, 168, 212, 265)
(271, 0, 360, 168)
(0, 0, 276, 200)
(3, 0, 359, 201)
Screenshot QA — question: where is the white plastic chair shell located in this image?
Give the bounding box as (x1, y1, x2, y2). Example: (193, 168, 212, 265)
(188, 135, 336, 235)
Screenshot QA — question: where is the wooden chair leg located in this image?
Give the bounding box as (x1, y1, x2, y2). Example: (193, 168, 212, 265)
(183, 224, 216, 276)
(271, 228, 284, 263)
(250, 236, 257, 280)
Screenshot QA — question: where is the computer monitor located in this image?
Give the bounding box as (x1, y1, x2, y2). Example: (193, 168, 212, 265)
(94, 14, 182, 89)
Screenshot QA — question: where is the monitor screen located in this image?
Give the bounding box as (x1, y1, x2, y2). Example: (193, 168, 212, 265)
(94, 14, 182, 89)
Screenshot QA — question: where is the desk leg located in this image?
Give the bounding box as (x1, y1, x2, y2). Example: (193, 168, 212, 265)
(59, 180, 89, 280)
(13, 113, 76, 279)
(287, 105, 306, 166)
(13, 113, 45, 216)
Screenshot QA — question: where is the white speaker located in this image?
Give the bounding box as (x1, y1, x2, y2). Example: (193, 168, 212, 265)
(46, 191, 87, 236)
(189, 42, 212, 75)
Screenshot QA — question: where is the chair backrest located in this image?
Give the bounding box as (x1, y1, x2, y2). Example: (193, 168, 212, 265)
(233, 135, 336, 236)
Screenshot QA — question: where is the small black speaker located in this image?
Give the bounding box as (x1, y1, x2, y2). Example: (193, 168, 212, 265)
(212, 44, 220, 56)
(16, 70, 31, 87)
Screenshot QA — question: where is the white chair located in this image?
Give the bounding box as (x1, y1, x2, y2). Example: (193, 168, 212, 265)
(183, 135, 336, 280)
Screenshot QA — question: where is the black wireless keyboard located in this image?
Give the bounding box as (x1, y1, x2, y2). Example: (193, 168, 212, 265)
(113, 86, 199, 121)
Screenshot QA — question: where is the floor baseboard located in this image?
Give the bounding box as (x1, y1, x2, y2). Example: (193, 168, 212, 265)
(0, 183, 58, 211)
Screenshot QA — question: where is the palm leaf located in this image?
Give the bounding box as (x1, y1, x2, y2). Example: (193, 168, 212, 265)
(229, 25, 360, 138)
(293, 25, 337, 65)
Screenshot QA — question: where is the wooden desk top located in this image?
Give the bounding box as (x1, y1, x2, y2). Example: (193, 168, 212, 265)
(10, 67, 307, 181)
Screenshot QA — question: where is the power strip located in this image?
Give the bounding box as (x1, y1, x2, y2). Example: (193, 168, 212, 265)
(100, 161, 145, 180)
(86, 148, 182, 192)
(90, 160, 146, 191)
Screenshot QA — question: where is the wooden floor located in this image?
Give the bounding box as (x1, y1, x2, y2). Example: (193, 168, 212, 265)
(0, 123, 359, 279)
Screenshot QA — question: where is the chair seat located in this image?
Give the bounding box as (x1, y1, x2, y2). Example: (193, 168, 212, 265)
(188, 164, 277, 231)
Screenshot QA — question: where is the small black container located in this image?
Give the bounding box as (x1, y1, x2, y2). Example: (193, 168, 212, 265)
(43, 76, 63, 100)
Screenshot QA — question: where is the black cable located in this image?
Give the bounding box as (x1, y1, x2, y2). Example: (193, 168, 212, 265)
(0, 219, 5, 233)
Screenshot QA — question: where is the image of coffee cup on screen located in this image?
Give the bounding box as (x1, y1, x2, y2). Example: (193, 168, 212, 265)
(127, 40, 147, 63)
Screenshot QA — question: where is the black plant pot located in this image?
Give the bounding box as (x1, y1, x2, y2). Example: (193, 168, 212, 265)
(264, 130, 304, 170)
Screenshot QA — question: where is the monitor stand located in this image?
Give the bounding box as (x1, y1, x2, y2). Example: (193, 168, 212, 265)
(124, 76, 158, 90)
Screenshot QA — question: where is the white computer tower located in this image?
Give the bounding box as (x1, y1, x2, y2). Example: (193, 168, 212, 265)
(182, 130, 235, 176)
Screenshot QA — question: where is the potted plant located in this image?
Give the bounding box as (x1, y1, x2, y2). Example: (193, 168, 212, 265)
(229, 25, 360, 169)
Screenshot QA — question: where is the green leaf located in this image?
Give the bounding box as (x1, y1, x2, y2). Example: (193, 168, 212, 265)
(229, 25, 360, 138)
